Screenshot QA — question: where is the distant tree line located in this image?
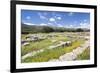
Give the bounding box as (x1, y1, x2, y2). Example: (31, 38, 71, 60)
(21, 23, 90, 34)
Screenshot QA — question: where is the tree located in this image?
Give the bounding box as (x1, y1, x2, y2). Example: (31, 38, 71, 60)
(76, 28, 84, 32)
(42, 26, 54, 33)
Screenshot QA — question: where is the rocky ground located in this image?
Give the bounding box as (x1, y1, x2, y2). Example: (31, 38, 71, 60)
(49, 40, 90, 62)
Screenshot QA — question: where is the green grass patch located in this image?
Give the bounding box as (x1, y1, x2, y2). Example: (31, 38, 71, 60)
(76, 48, 90, 60)
(22, 40, 85, 63)
(21, 35, 68, 56)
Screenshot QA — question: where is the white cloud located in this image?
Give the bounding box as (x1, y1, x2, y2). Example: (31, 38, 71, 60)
(65, 24, 74, 28)
(47, 23, 54, 26)
(40, 23, 47, 26)
(79, 22, 90, 29)
(38, 13, 47, 19)
(49, 18, 55, 22)
(80, 22, 87, 26)
(68, 12, 74, 16)
(84, 19, 87, 22)
(40, 16, 46, 19)
(65, 24, 77, 28)
(70, 25, 73, 27)
(24, 22, 36, 25)
(57, 17, 61, 20)
(48, 23, 52, 25)
(65, 22, 90, 29)
(26, 16, 31, 20)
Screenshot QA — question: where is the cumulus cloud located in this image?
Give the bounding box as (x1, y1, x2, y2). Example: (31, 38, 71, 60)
(84, 19, 87, 22)
(26, 16, 31, 20)
(70, 25, 73, 27)
(57, 17, 61, 20)
(49, 18, 55, 22)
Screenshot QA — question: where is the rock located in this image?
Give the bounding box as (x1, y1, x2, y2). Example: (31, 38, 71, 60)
(22, 42, 29, 46)
(59, 52, 77, 61)
(39, 49, 44, 52)
(59, 40, 90, 61)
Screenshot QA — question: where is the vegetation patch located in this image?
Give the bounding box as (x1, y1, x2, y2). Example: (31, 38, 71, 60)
(22, 40, 85, 63)
(76, 48, 90, 60)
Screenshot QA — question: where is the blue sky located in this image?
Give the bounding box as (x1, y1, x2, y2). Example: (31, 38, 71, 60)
(21, 10, 90, 29)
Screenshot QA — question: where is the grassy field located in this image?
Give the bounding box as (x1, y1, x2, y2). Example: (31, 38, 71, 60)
(21, 33, 68, 56)
(77, 48, 90, 60)
(21, 32, 87, 63)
